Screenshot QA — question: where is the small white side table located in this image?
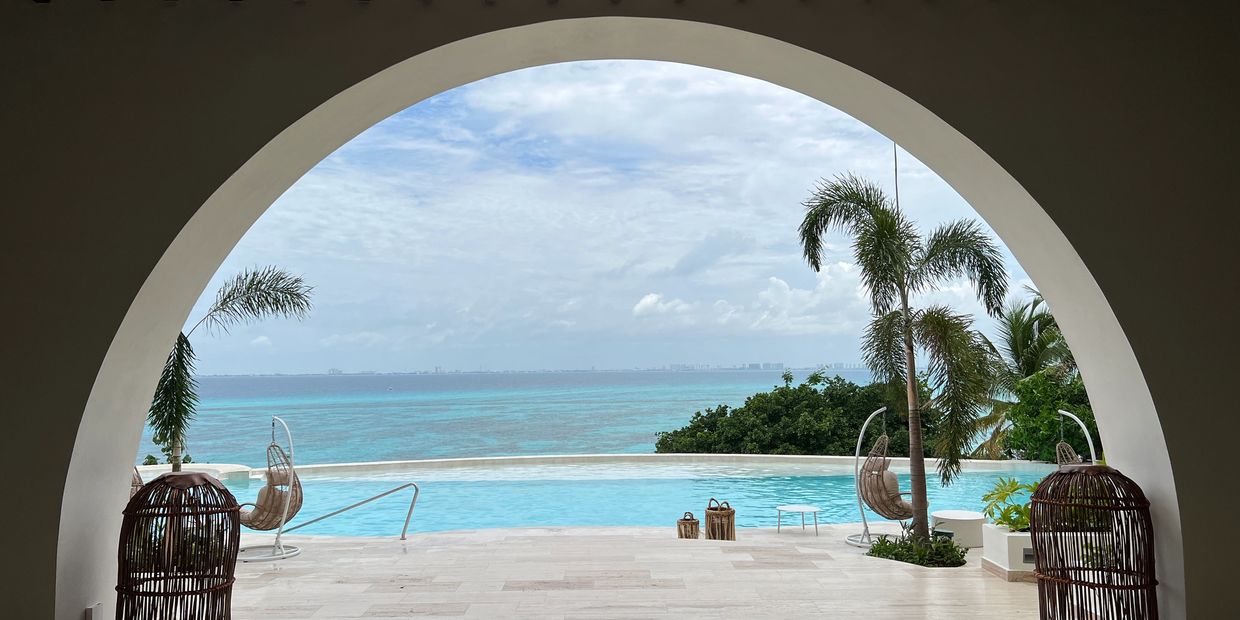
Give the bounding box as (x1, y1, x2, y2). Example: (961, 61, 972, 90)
(776, 504, 820, 535)
(931, 509, 985, 548)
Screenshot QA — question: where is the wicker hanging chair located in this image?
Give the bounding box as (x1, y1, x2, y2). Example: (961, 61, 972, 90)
(858, 434, 914, 521)
(239, 443, 303, 531)
(129, 466, 144, 499)
(1055, 441, 1083, 467)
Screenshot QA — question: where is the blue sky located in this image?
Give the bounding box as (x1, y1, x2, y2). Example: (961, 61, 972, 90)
(187, 60, 1031, 375)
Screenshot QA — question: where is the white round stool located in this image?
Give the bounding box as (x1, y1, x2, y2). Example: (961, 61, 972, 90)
(776, 505, 820, 535)
(931, 509, 985, 548)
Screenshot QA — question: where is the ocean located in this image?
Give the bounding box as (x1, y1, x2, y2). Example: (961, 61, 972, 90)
(134, 369, 873, 467)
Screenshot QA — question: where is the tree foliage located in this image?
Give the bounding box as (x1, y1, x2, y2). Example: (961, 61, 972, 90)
(799, 172, 1009, 537)
(189, 266, 314, 336)
(1004, 367, 1098, 462)
(799, 173, 1008, 541)
(147, 333, 197, 468)
(915, 306, 999, 480)
(147, 266, 313, 470)
(655, 375, 932, 457)
(974, 290, 1085, 459)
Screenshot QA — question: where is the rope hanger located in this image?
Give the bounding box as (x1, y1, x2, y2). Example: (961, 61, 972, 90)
(893, 141, 900, 211)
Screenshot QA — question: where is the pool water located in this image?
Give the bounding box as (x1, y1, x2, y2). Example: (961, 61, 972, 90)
(224, 462, 1052, 536)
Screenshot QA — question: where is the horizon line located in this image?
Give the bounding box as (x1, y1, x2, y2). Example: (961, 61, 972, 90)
(197, 365, 872, 378)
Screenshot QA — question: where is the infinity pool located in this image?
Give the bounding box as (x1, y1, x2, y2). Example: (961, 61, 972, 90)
(224, 460, 1053, 536)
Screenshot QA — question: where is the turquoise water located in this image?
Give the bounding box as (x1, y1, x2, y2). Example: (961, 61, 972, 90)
(136, 371, 1052, 536)
(137, 370, 871, 466)
(222, 462, 1052, 536)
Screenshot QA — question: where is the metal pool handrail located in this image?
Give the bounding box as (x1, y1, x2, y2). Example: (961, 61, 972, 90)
(283, 482, 421, 540)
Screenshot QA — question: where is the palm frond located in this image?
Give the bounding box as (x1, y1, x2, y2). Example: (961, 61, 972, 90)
(971, 426, 1010, 460)
(147, 332, 198, 453)
(798, 174, 884, 271)
(862, 310, 908, 385)
(190, 266, 314, 336)
(853, 205, 919, 315)
(971, 400, 1013, 459)
(914, 305, 997, 484)
(1023, 284, 1045, 306)
(912, 219, 1009, 316)
(799, 174, 921, 316)
(995, 295, 1071, 381)
(979, 333, 1018, 397)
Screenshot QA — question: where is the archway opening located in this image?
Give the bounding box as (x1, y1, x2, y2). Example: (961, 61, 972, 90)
(60, 17, 1180, 618)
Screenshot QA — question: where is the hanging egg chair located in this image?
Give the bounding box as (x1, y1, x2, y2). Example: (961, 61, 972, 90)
(237, 416, 303, 562)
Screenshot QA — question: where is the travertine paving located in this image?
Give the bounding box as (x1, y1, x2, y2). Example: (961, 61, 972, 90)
(234, 525, 1038, 619)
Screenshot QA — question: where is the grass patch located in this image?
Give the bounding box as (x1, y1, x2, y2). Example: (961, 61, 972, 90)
(866, 534, 968, 567)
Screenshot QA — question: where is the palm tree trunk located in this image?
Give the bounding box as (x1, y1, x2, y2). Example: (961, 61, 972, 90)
(901, 295, 931, 539)
(171, 440, 182, 473)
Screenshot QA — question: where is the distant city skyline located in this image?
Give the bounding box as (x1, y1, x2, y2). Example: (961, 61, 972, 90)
(187, 60, 1030, 375)
(208, 361, 872, 378)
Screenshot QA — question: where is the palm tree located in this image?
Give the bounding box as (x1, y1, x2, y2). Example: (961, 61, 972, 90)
(147, 266, 313, 471)
(799, 173, 1007, 538)
(973, 289, 1074, 458)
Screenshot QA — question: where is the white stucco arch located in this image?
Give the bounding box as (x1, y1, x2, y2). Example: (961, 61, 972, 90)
(59, 17, 1181, 618)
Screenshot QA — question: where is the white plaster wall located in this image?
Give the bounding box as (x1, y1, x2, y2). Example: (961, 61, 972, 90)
(59, 18, 1182, 619)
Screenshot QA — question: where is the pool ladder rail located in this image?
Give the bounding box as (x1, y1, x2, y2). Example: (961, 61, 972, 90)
(283, 481, 422, 540)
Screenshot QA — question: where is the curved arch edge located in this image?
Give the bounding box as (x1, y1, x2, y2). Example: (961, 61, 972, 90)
(59, 16, 1182, 619)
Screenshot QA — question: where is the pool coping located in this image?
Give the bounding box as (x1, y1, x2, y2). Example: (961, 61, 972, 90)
(136, 462, 252, 484)
(152, 452, 1053, 480)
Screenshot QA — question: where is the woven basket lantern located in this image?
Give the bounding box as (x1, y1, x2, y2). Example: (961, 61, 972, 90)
(117, 471, 241, 620)
(1030, 466, 1157, 620)
(704, 498, 736, 541)
(677, 512, 700, 539)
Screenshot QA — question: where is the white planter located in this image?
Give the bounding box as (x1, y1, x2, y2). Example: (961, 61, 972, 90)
(981, 523, 1036, 582)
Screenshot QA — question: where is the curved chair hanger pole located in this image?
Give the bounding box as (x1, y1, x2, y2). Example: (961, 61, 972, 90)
(271, 415, 295, 553)
(1056, 409, 1097, 462)
(846, 407, 886, 548)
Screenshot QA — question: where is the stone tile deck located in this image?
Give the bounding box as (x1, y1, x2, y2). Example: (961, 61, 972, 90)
(234, 525, 1038, 619)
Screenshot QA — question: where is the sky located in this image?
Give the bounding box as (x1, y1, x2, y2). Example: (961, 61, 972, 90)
(187, 60, 1032, 375)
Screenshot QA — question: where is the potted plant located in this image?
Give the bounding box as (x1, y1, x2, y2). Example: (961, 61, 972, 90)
(980, 477, 1039, 582)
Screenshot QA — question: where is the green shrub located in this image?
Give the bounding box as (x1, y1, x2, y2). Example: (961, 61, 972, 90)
(1005, 368, 1099, 461)
(982, 477, 1039, 531)
(866, 534, 968, 567)
(142, 454, 159, 466)
(655, 374, 933, 456)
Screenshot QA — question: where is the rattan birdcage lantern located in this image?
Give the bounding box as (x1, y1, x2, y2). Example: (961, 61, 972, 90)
(117, 471, 241, 620)
(1030, 465, 1158, 620)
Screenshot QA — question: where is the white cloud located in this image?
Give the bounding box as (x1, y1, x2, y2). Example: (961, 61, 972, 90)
(632, 293, 693, 317)
(712, 299, 740, 325)
(628, 262, 867, 335)
(747, 268, 867, 335)
(249, 336, 272, 347)
(188, 60, 1027, 374)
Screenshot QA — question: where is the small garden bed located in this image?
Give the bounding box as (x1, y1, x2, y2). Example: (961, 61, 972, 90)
(866, 534, 968, 567)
